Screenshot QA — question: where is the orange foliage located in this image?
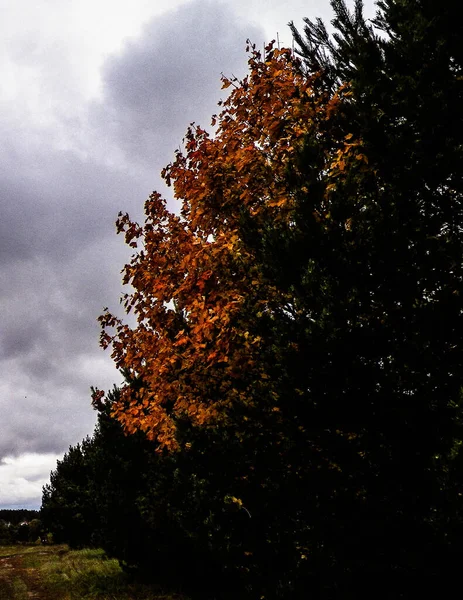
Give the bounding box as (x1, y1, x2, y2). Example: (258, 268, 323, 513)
(98, 43, 361, 449)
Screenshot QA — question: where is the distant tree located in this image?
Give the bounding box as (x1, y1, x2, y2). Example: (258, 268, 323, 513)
(0, 510, 41, 546)
(15, 521, 33, 543)
(26, 519, 43, 543)
(0, 520, 13, 545)
(0, 509, 39, 526)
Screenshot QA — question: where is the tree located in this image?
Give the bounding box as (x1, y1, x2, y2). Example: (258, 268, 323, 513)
(41, 386, 219, 594)
(98, 46, 362, 596)
(41, 386, 149, 552)
(0, 520, 13, 545)
(98, 44, 352, 445)
(41, 441, 96, 547)
(290, 0, 463, 593)
(98, 3, 463, 595)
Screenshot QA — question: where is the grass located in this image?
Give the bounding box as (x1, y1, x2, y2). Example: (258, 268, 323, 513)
(0, 544, 43, 558)
(0, 544, 186, 600)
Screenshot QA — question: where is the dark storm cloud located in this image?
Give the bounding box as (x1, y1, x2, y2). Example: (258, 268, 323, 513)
(0, 0, 264, 497)
(0, 143, 141, 264)
(0, 151, 138, 459)
(93, 0, 262, 169)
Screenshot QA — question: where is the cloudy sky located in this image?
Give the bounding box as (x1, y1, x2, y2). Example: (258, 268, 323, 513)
(0, 0, 375, 509)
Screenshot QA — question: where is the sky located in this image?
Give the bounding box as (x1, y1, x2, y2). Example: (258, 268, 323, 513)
(0, 0, 376, 509)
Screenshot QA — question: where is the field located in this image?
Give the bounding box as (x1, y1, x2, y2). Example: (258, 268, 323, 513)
(0, 544, 185, 600)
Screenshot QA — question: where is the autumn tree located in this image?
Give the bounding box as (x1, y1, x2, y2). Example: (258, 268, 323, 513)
(99, 45, 355, 445)
(99, 3, 463, 595)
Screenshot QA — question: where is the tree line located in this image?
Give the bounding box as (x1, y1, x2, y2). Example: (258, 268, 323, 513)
(0, 510, 42, 544)
(41, 1, 463, 598)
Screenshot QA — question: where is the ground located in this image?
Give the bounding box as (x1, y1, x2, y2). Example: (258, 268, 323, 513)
(0, 544, 183, 600)
(0, 546, 62, 600)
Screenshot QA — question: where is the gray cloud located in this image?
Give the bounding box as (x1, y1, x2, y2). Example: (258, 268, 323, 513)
(92, 0, 262, 170)
(0, 453, 62, 509)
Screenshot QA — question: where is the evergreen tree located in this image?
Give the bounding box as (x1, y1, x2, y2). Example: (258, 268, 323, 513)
(41, 441, 95, 547)
(287, 0, 463, 594)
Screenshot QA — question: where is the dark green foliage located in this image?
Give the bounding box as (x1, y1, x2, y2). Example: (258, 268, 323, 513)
(0, 510, 42, 545)
(0, 510, 39, 526)
(40, 387, 221, 594)
(282, 0, 463, 595)
(41, 386, 142, 551)
(0, 521, 13, 545)
(41, 441, 97, 547)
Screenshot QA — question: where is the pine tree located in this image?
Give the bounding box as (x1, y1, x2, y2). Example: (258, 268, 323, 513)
(289, 0, 463, 595)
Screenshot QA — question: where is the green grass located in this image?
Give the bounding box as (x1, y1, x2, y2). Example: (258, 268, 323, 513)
(0, 544, 186, 600)
(0, 544, 43, 558)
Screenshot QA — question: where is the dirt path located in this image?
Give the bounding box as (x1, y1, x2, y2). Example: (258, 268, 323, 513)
(0, 548, 63, 600)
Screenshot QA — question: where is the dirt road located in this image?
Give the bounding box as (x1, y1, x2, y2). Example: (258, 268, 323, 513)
(0, 547, 62, 600)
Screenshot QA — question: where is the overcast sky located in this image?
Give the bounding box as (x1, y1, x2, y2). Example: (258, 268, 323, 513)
(0, 0, 375, 509)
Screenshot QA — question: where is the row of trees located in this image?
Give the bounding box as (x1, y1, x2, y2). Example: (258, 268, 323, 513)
(0, 509, 39, 524)
(42, 384, 237, 593)
(42, 1, 463, 598)
(0, 510, 42, 545)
